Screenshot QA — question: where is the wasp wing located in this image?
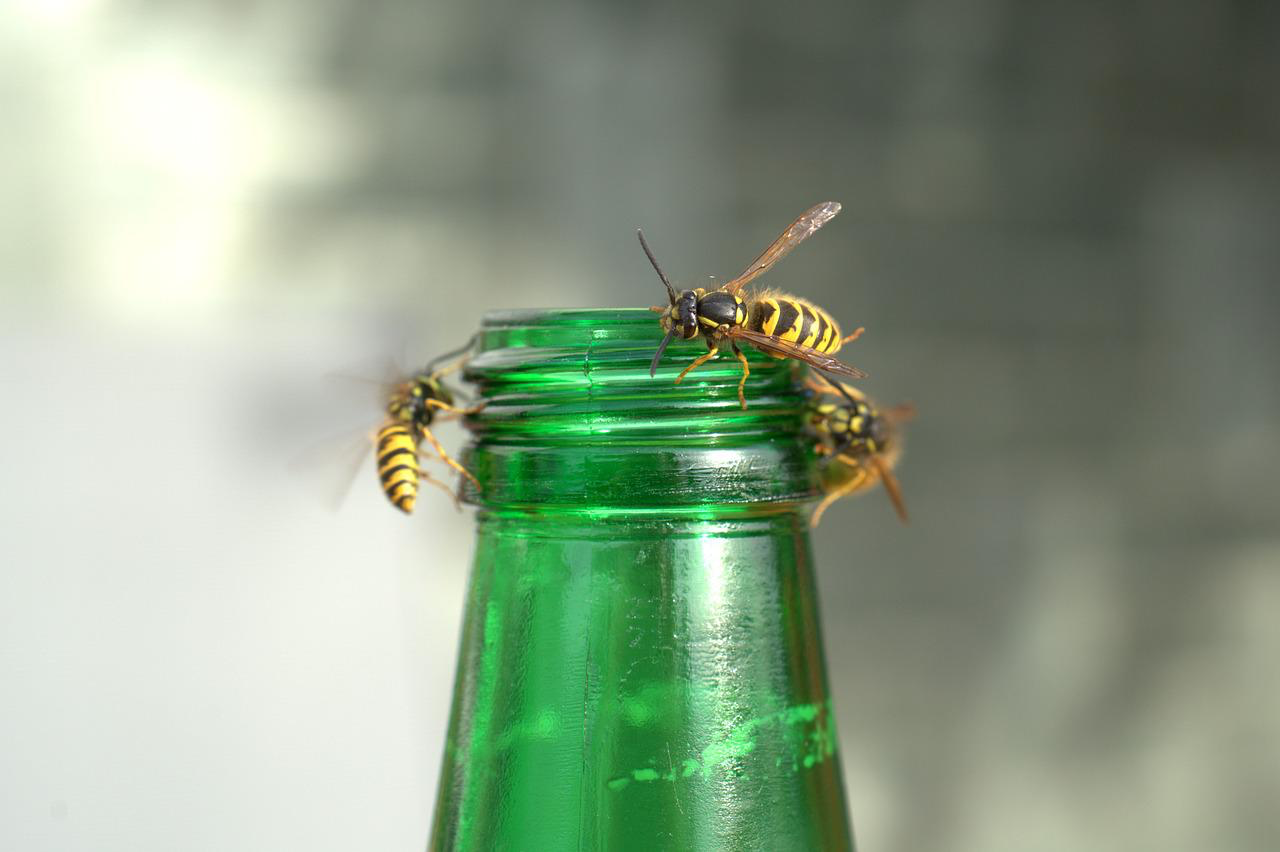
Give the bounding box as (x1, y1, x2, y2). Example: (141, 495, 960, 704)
(729, 327, 868, 379)
(288, 427, 377, 512)
(884, 402, 917, 425)
(721, 201, 842, 294)
(871, 455, 910, 524)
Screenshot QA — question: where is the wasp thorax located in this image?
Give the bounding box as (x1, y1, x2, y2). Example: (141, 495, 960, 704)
(386, 396, 411, 421)
(698, 290, 743, 329)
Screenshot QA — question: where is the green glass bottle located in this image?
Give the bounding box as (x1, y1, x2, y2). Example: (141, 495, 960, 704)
(429, 309, 854, 851)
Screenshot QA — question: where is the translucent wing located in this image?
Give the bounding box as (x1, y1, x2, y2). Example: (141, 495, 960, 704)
(871, 455, 910, 524)
(289, 348, 444, 513)
(729, 327, 868, 379)
(323, 354, 405, 405)
(721, 201, 842, 294)
(884, 402, 917, 425)
(288, 427, 377, 512)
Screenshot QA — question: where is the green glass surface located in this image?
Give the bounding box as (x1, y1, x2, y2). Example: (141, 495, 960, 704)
(429, 309, 854, 851)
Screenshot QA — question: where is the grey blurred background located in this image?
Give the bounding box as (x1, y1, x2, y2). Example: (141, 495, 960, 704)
(2, 1, 1278, 850)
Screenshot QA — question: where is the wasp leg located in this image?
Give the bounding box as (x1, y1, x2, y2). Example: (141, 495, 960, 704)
(840, 327, 865, 345)
(810, 462, 870, 528)
(419, 424, 480, 488)
(731, 342, 750, 410)
(419, 468, 462, 510)
(674, 346, 720, 385)
(425, 398, 486, 416)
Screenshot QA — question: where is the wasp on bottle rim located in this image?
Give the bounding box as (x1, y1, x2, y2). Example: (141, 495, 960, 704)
(639, 201, 868, 409)
(373, 337, 484, 514)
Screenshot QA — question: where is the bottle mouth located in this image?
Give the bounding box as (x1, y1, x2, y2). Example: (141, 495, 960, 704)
(458, 308, 818, 513)
(465, 308, 803, 440)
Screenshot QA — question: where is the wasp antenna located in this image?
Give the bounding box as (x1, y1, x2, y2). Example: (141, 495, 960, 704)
(637, 228, 677, 305)
(818, 368, 862, 407)
(424, 333, 479, 375)
(650, 327, 678, 378)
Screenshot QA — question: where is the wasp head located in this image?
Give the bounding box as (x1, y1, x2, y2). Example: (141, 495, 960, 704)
(638, 228, 706, 376)
(663, 288, 700, 339)
(824, 399, 893, 456)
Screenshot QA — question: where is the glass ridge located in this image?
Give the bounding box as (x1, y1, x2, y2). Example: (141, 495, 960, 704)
(459, 308, 819, 513)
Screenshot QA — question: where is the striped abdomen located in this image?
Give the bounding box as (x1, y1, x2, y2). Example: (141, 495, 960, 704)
(747, 296, 843, 356)
(376, 421, 420, 513)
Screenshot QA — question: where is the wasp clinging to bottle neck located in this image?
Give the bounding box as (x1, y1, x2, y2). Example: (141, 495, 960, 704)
(807, 376, 914, 528)
(374, 339, 483, 514)
(639, 201, 869, 410)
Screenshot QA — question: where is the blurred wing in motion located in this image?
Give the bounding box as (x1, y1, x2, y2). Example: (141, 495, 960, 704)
(721, 201, 842, 294)
(884, 402, 917, 425)
(288, 427, 377, 512)
(323, 353, 405, 401)
(871, 455, 910, 524)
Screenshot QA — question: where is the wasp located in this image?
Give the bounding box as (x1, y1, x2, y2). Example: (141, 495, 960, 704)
(353, 338, 482, 514)
(639, 201, 868, 409)
(807, 376, 913, 528)
(294, 339, 483, 514)
(376, 367, 482, 513)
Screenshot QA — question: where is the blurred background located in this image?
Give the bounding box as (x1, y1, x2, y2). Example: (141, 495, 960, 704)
(2, 1, 1278, 849)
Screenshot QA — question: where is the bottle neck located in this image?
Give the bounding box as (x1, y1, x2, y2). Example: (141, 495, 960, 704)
(459, 309, 817, 515)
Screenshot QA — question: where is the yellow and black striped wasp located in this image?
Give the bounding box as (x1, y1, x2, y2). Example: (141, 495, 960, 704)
(639, 201, 868, 409)
(303, 337, 483, 515)
(373, 341, 483, 514)
(807, 375, 913, 528)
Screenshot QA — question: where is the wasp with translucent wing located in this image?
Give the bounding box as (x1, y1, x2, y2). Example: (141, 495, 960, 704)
(372, 339, 484, 513)
(639, 201, 867, 409)
(807, 375, 913, 527)
(299, 337, 483, 515)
